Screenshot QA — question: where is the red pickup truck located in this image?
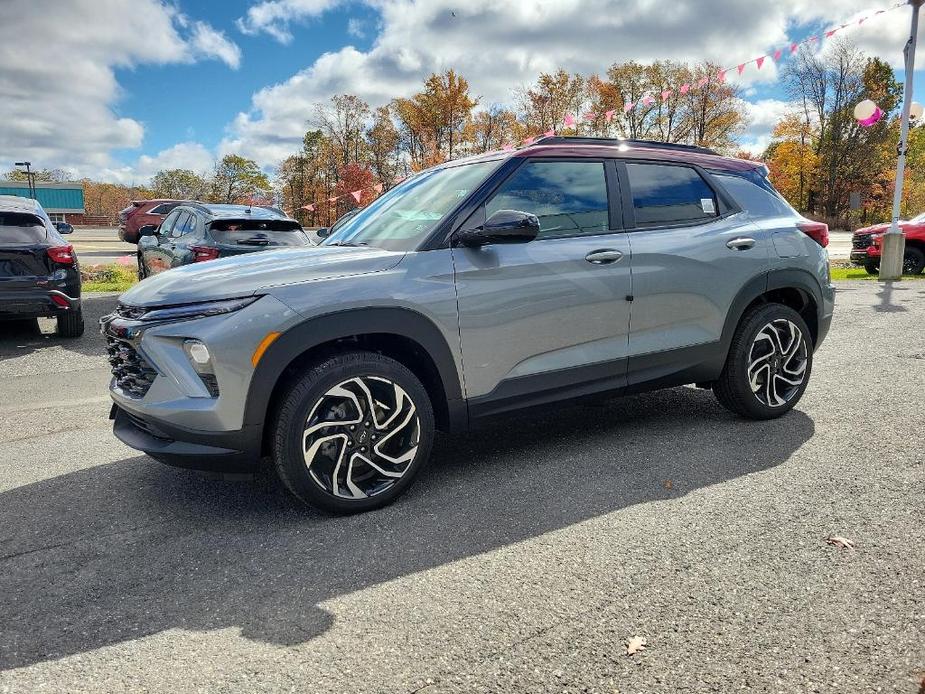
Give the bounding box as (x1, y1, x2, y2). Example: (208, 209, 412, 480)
(851, 215, 925, 275)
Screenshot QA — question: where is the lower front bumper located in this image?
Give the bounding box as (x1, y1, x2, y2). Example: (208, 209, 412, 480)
(850, 249, 878, 265)
(111, 403, 262, 474)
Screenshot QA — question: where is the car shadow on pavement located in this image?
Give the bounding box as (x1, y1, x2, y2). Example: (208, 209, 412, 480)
(0, 294, 118, 360)
(0, 387, 814, 669)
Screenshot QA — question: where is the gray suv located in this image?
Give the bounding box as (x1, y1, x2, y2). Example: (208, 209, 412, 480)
(102, 137, 834, 513)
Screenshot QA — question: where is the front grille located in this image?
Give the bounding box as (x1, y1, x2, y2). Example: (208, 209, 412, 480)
(116, 303, 149, 320)
(106, 337, 158, 398)
(853, 234, 872, 249)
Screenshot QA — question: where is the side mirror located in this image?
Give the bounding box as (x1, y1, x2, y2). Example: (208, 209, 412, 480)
(55, 222, 74, 234)
(138, 224, 158, 237)
(315, 227, 330, 239)
(457, 209, 540, 247)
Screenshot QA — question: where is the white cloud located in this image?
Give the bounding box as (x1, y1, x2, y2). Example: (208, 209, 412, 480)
(739, 98, 797, 155)
(347, 18, 367, 38)
(225, 0, 916, 166)
(85, 142, 216, 185)
(236, 0, 343, 43)
(0, 0, 239, 179)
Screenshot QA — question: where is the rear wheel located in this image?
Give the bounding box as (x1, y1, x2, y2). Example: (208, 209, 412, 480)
(271, 351, 435, 514)
(57, 307, 85, 338)
(137, 254, 146, 280)
(904, 246, 925, 275)
(713, 303, 812, 419)
(864, 259, 879, 275)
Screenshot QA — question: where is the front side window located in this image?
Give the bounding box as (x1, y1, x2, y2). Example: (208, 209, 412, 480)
(323, 160, 500, 252)
(626, 163, 718, 226)
(170, 212, 191, 238)
(160, 209, 182, 236)
(486, 160, 609, 239)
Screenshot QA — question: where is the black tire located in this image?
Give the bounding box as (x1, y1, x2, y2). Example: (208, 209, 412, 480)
(271, 350, 435, 514)
(137, 254, 146, 280)
(864, 260, 879, 275)
(713, 303, 812, 420)
(56, 307, 85, 338)
(903, 246, 925, 275)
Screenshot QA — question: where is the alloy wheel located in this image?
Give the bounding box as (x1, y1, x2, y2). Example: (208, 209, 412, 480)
(302, 376, 420, 499)
(747, 319, 808, 407)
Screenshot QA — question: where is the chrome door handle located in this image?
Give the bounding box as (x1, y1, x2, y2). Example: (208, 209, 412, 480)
(726, 237, 756, 250)
(585, 249, 624, 264)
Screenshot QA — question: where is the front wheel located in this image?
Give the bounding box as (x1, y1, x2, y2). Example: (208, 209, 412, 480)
(271, 351, 435, 514)
(904, 246, 925, 275)
(864, 259, 879, 275)
(137, 254, 147, 280)
(713, 303, 812, 420)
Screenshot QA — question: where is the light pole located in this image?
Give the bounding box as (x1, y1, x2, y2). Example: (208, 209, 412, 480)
(14, 161, 34, 199)
(880, 0, 924, 280)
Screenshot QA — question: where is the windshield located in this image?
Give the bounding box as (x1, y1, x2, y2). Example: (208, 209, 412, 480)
(323, 160, 500, 251)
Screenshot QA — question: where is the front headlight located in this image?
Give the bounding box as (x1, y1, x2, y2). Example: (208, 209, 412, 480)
(133, 296, 259, 322)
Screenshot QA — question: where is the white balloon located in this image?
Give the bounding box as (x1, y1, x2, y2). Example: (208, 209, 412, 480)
(910, 102, 924, 120)
(854, 99, 878, 120)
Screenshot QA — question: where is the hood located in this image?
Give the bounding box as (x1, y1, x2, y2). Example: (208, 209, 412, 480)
(120, 245, 404, 307)
(854, 223, 890, 236)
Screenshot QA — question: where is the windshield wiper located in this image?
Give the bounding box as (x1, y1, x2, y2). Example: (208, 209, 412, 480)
(326, 241, 369, 247)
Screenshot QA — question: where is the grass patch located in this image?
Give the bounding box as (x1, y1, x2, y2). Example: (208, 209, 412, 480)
(830, 263, 925, 281)
(82, 263, 138, 292)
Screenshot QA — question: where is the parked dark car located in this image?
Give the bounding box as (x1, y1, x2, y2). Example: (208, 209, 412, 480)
(119, 199, 183, 244)
(0, 195, 83, 337)
(136, 203, 312, 278)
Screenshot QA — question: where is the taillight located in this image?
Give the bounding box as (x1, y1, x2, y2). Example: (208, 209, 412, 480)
(797, 221, 829, 248)
(47, 244, 76, 265)
(190, 245, 221, 262)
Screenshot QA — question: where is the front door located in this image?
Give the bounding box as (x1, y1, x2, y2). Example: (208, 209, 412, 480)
(453, 158, 633, 416)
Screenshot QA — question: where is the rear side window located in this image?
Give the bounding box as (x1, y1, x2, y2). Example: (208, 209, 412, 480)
(486, 160, 609, 239)
(713, 173, 795, 218)
(626, 163, 718, 226)
(0, 212, 48, 243)
(150, 202, 179, 215)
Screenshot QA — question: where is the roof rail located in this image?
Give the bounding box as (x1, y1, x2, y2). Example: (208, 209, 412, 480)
(531, 135, 717, 156)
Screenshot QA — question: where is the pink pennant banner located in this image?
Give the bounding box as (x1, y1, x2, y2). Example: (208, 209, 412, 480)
(737, 63, 746, 75)
(679, 84, 690, 95)
(502, 143, 514, 151)
(825, 29, 837, 38)
(716, 70, 726, 83)
(583, 111, 596, 122)
(756, 56, 765, 70)
(351, 191, 362, 203)
(641, 94, 655, 106)
(604, 109, 615, 122)
(661, 90, 673, 100)
(544, 129, 555, 137)
(373, 183, 383, 193)
(523, 136, 536, 146)
(697, 76, 709, 88)
(563, 113, 576, 127)
(790, 42, 799, 54)
(773, 48, 782, 61)
(623, 102, 635, 112)
(301, 204, 314, 211)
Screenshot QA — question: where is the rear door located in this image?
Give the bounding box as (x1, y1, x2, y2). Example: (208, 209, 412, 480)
(0, 212, 53, 293)
(453, 158, 633, 411)
(618, 160, 771, 385)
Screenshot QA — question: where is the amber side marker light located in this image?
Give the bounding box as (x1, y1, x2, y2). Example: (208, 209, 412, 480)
(251, 331, 282, 367)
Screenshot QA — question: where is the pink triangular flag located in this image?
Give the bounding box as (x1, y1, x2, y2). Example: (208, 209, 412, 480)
(825, 29, 836, 38)
(523, 136, 535, 146)
(661, 90, 673, 100)
(328, 196, 338, 202)
(717, 70, 726, 83)
(697, 76, 709, 88)
(737, 63, 746, 75)
(543, 129, 555, 137)
(773, 48, 783, 61)
(563, 113, 576, 127)
(373, 183, 383, 193)
(679, 84, 690, 94)
(604, 109, 615, 122)
(808, 35, 818, 43)
(790, 42, 799, 54)
(583, 111, 596, 121)
(641, 94, 654, 106)
(624, 102, 635, 112)
(350, 191, 362, 203)
(756, 56, 765, 70)
(301, 204, 314, 211)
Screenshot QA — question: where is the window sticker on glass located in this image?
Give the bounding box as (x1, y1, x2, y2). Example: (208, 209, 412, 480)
(701, 198, 716, 215)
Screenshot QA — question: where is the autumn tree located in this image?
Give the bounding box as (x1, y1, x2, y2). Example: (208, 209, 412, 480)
(365, 106, 403, 187)
(209, 154, 271, 204)
(3, 168, 68, 183)
(313, 94, 371, 168)
(150, 169, 207, 200)
(765, 114, 820, 210)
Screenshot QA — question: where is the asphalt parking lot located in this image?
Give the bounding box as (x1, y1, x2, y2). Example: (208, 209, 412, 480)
(1, 282, 922, 693)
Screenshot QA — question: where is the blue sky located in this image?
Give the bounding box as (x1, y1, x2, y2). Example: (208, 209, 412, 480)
(2, 0, 923, 182)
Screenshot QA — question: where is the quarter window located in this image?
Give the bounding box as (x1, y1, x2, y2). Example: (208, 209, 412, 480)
(486, 160, 609, 238)
(626, 163, 718, 226)
(150, 203, 180, 215)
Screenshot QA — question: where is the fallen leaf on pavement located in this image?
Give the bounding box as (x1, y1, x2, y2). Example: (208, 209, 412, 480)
(826, 536, 855, 550)
(663, 480, 673, 490)
(625, 635, 647, 656)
